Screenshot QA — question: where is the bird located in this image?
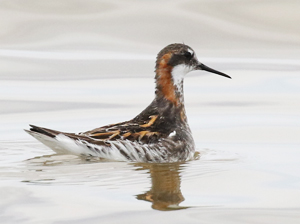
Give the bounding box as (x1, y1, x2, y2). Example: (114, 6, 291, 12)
(25, 43, 231, 163)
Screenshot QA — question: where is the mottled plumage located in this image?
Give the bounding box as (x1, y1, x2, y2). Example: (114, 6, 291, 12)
(25, 43, 231, 163)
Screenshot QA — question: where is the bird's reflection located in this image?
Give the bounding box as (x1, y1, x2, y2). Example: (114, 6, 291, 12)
(135, 163, 189, 211)
(25, 153, 191, 210)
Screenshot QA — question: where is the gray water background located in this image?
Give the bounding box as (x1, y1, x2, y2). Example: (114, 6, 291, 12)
(0, 0, 300, 223)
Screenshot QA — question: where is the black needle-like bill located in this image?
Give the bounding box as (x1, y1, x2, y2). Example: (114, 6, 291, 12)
(196, 63, 231, 79)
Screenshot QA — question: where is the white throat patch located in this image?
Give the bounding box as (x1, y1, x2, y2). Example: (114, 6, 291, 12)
(171, 64, 192, 91)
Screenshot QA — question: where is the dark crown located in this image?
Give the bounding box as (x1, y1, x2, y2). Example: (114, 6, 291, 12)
(155, 43, 196, 70)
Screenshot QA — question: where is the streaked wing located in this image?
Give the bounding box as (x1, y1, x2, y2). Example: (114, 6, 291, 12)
(81, 115, 164, 144)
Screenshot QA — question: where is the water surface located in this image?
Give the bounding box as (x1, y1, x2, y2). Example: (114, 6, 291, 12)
(1, 0, 300, 223)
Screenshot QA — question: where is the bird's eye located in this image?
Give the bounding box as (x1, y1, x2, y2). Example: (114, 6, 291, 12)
(183, 51, 192, 59)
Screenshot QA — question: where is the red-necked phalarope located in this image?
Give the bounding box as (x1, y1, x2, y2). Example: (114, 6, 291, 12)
(25, 43, 231, 163)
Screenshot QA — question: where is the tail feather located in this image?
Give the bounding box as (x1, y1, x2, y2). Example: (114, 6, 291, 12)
(25, 124, 111, 157)
(29, 125, 58, 138)
(25, 128, 67, 154)
(25, 125, 74, 154)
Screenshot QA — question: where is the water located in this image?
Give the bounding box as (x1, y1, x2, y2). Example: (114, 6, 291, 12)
(1, 0, 300, 223)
